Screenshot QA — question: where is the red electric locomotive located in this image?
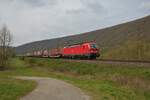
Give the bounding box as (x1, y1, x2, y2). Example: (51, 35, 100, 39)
(61, 42, 100, 59)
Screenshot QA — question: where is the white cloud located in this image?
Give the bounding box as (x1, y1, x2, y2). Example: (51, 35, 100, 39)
(141, 1, 150, 10)
(0, 0, 149, 46)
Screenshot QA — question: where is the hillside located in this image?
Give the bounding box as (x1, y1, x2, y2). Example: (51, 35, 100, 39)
(15, 15, 150, 54)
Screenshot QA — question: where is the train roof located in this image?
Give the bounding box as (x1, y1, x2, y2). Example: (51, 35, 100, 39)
(64, 41, 96, 48)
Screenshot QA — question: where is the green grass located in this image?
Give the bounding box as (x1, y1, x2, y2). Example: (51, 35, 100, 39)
(0, 78, 36, 100)
(0, 57, 150, 100)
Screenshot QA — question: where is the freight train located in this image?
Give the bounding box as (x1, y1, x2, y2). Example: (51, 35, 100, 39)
(26, 42, 100, 59)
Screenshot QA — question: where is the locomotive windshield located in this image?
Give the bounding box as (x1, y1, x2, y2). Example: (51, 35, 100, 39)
(90, 44, 98, 49)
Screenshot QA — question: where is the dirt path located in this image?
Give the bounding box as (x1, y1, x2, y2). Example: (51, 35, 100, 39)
(16, 76, 90, 100)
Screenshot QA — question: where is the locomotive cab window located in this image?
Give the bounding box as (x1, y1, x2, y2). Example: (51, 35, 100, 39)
(90, 44, 98, 49)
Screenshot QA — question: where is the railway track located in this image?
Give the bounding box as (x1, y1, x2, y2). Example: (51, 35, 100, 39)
(25, 56, 150, 65)
(63, 58, 150, 65)
(98, 59, 150, 63)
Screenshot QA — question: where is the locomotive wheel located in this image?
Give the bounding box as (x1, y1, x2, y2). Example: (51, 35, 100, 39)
(87, 55, 91, 59)
(71, 56, 74, 59)
(87, 54, 96, 60)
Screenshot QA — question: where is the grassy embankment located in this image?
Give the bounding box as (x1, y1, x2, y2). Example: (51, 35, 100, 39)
(102, 40, 150, 60)
(0, 57, 150, 100)
(0, 59, 36, 100)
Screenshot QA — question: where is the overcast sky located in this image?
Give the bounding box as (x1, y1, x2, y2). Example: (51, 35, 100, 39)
(0, 0, 150, 46)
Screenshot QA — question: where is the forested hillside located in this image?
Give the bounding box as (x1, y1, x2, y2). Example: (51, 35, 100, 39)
(15, 15, 150, 60)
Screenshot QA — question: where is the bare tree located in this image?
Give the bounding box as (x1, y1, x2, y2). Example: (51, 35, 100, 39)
(0, 25, 12, 69)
